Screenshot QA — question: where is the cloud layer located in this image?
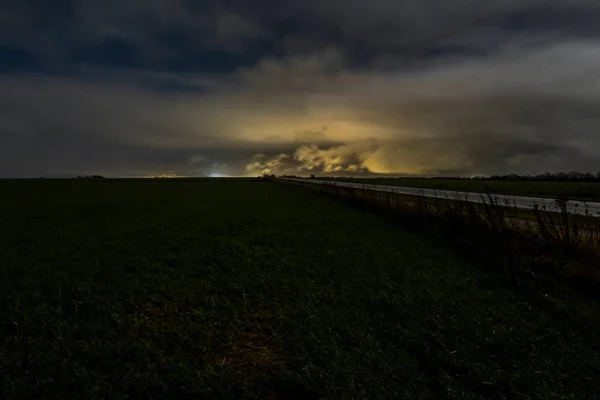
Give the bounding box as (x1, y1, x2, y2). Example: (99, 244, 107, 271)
(2, 1, 600, 177)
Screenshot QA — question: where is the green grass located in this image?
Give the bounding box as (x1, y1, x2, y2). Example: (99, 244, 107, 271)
(2, 179, 600, 399)
(320, 177, 600, 201)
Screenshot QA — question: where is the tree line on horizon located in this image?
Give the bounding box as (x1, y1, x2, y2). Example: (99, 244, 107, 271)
(279, 171, 600, 182)
(454, 171, 600, 182)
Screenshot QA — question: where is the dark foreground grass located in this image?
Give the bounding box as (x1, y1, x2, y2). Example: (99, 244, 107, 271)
(2, 179, 600, 399)
(321, 177, 600, 201)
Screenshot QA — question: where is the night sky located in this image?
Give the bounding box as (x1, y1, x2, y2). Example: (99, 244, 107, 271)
(2, 0, 600, 177)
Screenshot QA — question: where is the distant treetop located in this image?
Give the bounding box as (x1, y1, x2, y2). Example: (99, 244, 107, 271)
(73, 175, 106, 180)
(318, 171, 600, 182)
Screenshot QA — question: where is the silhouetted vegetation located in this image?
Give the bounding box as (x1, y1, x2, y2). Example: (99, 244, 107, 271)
(73, 175, 106, 180)
(485, 171, 600, 182)
(321, 171, 600, 182)
(317, 174, 600, 201)
(282, 178, 600, 281)
(259, 174, 277, 180)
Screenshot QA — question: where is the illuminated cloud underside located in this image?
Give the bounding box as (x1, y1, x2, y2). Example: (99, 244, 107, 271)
(2, 1, 600, 177)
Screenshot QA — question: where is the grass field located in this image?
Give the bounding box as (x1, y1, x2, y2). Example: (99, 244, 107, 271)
(319, 177, 600, 201)
(2, 179, 600, 399)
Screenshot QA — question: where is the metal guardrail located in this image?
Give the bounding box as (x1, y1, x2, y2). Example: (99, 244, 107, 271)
(280, 178, 600, 217)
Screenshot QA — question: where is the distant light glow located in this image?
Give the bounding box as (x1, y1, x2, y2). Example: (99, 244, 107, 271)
(209, 172, 228, 178)
(152, 173, 185, 178)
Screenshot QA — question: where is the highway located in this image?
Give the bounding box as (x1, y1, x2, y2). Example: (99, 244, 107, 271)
(281, 178, 600, 217)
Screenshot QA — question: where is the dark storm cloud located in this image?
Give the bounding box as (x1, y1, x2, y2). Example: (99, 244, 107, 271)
(1, 0, 600, 176)
(5, 0, 600, 69)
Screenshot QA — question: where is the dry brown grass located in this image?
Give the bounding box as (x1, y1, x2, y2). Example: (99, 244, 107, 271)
(129, 301, 192, 332)
(217, 314, 286, 378)
(280, 179, 600, 282)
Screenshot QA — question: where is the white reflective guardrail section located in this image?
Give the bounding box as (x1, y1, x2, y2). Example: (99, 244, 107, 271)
(280, 178, 600, 217)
